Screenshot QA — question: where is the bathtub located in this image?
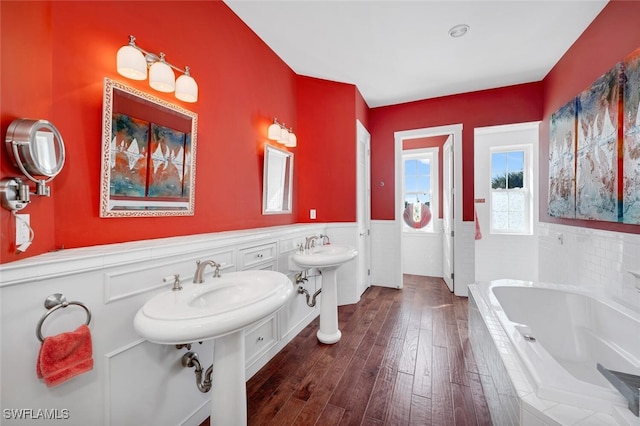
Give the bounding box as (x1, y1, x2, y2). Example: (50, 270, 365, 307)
(469, 279, 640, 425)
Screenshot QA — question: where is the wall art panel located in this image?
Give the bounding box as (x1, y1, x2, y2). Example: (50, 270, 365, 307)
(548, 99, 577, 218)
(623, 48, 640, 224)
(575, 64, 622, 222)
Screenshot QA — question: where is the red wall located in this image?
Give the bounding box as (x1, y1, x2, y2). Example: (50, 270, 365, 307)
(296, 76, 359, 223)
(0, 1, 363, 264)
(0, 1, 302, 263)
(1, 1, 56, 262)
(369, 83, 543, 222)
(4, 1, 637, 264)
(355, 86, 370, 130)
(540, 0, 640, 234)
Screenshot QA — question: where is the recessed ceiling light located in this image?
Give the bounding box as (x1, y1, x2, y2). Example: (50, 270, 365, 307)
(448, 24, 470, 38)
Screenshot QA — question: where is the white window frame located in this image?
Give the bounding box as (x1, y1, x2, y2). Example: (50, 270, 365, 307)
(402, 147, 439, 233)
(489, 144, 532, 235)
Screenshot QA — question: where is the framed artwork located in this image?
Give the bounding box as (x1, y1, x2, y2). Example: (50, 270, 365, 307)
(623, 48, 640, 224)
(100, 78, 198, 217)
(575, 64, 621, 222)
(548, 98, 577, 218)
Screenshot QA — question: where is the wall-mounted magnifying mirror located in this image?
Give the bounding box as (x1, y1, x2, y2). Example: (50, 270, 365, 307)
(1, 118, 66, 252)
(263, 144, 293, 215)
(4, 118, 66, 196)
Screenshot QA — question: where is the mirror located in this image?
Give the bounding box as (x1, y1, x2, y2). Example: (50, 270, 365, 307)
(5, 119, 65, 180)
(100, 78, 198, 217)
(262, 144, 293, 215)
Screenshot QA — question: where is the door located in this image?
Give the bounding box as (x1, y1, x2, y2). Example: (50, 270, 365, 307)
(442, 137, 454, 292)
(356, 120, 372, 296)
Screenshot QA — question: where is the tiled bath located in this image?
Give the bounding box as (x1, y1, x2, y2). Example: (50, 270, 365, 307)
(468, 284, 627, 426)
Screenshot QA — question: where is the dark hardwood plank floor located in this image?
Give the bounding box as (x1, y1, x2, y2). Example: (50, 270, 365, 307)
(201, 275, 492, 426)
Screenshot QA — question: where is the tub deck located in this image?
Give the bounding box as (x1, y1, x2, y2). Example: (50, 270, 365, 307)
(469, 280, 639, 426)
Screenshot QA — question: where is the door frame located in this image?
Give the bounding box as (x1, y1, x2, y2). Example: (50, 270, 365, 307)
(394, 124, 463, 290)
(356, 120, 372, 297)
(442, 137, 454, 292)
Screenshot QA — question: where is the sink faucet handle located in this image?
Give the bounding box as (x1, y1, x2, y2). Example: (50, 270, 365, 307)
(305, 235, 319, 250)
(163, 274, 182, 291)
(212, 262, 222, 278)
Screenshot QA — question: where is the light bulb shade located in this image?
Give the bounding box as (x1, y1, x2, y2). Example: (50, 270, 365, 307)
(117, 45, 147, 80)
(149, 61, 175, 92)
(278, 127, 289, 144)
(285, 132, 297, 147)
(175, 74, 198, 102)
(268, 123, 281, 140)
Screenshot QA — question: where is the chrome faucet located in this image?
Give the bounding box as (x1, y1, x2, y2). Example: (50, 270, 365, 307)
(319, 234, 330, 245)
(305, 236, 319, 251)
(193, 260, 221, 283)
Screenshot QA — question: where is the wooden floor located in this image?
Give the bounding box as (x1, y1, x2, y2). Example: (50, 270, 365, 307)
(203, 275, 492, 425)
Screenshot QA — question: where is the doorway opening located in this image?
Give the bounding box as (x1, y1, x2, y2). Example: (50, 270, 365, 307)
(394, 124, 463, 293)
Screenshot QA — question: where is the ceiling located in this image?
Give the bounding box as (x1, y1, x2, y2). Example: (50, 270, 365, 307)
(223, 0, 608, 108)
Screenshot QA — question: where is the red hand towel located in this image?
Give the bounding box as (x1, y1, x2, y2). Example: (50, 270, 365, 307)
(37, 324, 93, 387)
(474, 208, 482, 240)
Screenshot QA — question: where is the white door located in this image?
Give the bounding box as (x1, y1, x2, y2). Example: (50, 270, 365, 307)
(356, 120, 372, 296)
(442, 138, 454, 292)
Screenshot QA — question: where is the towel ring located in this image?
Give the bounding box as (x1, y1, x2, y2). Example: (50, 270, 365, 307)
(36, 293, 91, 342)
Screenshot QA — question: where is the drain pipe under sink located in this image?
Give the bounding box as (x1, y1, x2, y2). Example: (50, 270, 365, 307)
(295, 271, 322, 307)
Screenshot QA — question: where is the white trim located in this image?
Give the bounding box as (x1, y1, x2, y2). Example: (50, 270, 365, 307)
(394, 124, 463, 292)
(475, 121, 540, 135)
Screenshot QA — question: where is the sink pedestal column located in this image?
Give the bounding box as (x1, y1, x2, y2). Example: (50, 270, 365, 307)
(316, 266, 342, 344)
(211, 330, 246, 425)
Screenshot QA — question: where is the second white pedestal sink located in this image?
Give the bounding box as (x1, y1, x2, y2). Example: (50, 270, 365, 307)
(134, 270, 293, 426)
(291, 244, 357, 344)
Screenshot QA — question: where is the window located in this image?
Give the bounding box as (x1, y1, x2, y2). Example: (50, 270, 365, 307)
(402, 149, 438, 232)
(490, 147, 531, 234)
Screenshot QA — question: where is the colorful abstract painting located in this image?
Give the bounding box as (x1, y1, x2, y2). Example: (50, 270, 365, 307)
(109, 114, 191, 201)
(148, 124, 187, 198)
(110, 114, 149, 197)
(575, 64, 622, 222)
(548, 99, 577, 218)
(182, 133, 192, 198)
(623, 48, 640, 224)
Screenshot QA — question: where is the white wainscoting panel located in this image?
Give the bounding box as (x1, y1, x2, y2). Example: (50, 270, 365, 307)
(105, 339, 213, 425)
(370, 220, 401, 288)
(326, 223, 359, 305)
(454, 221, 476, 297)
(0, 224, 329, 426)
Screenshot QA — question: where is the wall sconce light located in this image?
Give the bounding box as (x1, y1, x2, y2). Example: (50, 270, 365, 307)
(268, 118, 297, 147)
(116, 35, 198, 103)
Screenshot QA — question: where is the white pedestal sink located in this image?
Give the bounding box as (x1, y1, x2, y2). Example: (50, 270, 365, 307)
(291, 244, 357, 344)
(134, 270, 293, 425)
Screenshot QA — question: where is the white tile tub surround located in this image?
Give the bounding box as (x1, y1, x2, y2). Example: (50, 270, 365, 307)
(469, 282, 637, 426)
(538, 223, 640, 312)
(0, 224, 332, 426)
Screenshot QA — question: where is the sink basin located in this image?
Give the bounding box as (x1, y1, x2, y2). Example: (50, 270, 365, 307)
(291, 244, 358, 269)
(134, 270, 293, 344)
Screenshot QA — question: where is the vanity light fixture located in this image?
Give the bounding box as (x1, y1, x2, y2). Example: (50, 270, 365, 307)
(268, 118, 297, 147)
(116, 35, 198, 103)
